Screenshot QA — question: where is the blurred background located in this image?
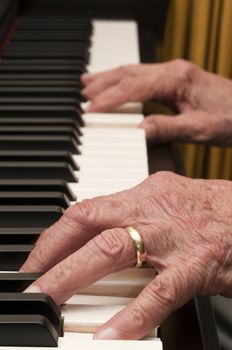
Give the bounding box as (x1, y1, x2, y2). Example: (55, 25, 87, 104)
(157, 0, 232, 180)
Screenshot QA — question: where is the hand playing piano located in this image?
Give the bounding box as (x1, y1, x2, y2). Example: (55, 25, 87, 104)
(21, 171, 232, 340)
(82, 59, 232, 146)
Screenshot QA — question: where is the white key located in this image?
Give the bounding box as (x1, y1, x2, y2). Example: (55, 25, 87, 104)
(60, 333, 163, 350)
(79, 268, 155, 297)
(81, 102, 142, 115)
(0, 333, 162, 350)
(69, 119, 148, 200)
(73, 152, 146, 162)
(89, 20, 140, 72)
(82, 113, 144, 128)
(76, 169, 147, 180)
(62, 294, 157, 337)
(80, 126, 144, 137)
(62, 295, 132, 333)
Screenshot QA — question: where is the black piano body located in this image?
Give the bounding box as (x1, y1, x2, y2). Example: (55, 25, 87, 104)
(0, 1, 224, 349)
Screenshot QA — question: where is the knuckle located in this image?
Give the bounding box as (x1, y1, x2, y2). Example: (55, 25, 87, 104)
(92, 228, 126, 264)
(125, 305, 149, 332)
(117, 65, 131, 75)
(148, 277, 178, 309)
(191, 114, 220, 143)
(170, 58, 194, 75)
(117, 65, 127, 76)
(118, 77, 134, 95)
(153, 171, 177, 183)
(65, 200, 96, 226)
(169, 59, 198, 101)
(26, 244, 46, 272)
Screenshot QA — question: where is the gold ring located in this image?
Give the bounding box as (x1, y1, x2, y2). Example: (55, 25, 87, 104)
(126, 226, 147, 268)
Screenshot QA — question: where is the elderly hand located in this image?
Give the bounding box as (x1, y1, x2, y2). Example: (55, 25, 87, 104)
(82, 60, 232, 145)
(21, 171, 232, 340)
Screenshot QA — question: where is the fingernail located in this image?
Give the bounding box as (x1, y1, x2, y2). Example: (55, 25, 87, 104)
(24, 285, 42, 293)
(94, 328, 121, 340)
(86, 106, 93, 112)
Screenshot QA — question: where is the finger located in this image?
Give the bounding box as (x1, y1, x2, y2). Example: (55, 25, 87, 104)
(86, 77, 136, 112)
(81, 64, 149, 87)
(82, 64, 153, 99)
(85, 61, 184, 113)
(24, 227, 139, 305)
(94, 267, 199, 340)
(82, 74, 121, 100)
(139, 112, 212, 144)
(20, 197, 133, 273)
(81, 67, 124, 87)
(81, 72, 101, 85)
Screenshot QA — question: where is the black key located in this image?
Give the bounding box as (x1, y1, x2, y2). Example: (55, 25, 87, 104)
(0, 126, 81, 144)
(0, 64, 85, 74)
(0, 86, 83, 99)
(0, 86, 83, 100)
(0, 106, 83, 124)
(18, 22, 92, 31)
(0, 118, 82, 134)
(0, 150, 79, 170)
(0, 245, 33, 270)
(0, 162, 77, 181)
(0, 315, 59, 347)
(3, 50, 89, 60)
(0, 293, 62, 336)
(20, 15, 90, 19)
(0, 97, 80, 105)
(19, 15, 90, 21)
(7, 42, 88, 50)
(19, 16, 91, 23)
(1, 58, 84, 65)
(0, 272, 41, 292)
(12, 30, 91, 41)
(20, 15, 90, 20)
(0, 205, 64, 227)
(0, 179, 76, 200)
(0, 135, 80, 152)
(0, 227, 42, 244)
(0, 192, 70, 208)
(0, 73, 82, 80)
(18, 19, 91, 25)
(0, 79, 82, 87)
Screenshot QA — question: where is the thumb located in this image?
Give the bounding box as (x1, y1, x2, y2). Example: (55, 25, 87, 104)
(139, 112, 210, 144)
(94, 267, 197, 340)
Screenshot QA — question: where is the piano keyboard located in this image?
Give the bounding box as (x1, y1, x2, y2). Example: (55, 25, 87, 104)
(0, 14, 162, 349)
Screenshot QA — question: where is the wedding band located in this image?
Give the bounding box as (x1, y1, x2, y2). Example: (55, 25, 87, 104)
(126, 226, 147, 268)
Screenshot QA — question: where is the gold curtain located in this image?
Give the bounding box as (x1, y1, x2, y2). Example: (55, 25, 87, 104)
(163, 0, 232, 179)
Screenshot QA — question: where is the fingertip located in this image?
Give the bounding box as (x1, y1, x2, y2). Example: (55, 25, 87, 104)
(81, 87, 88, 97)
(23, 284, 42, 294)
(85, 101, 108, 113)
(81, 73, 93, 84)
(139, 121, 156, 142)
(138, 119, 149, 129)
(94, 328, 121, 340)
(85, 104, 95, 112)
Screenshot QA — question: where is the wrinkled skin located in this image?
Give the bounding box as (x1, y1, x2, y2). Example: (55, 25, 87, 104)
(82, 59, 232, 145)
(22, 172, 232, 340)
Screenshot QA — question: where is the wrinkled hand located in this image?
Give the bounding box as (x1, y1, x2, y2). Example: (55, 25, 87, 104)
(82, 60, 232, 145)
(21, 172, 232, 340)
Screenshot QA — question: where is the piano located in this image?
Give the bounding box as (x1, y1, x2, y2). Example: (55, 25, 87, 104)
(0, 0, 224, 349)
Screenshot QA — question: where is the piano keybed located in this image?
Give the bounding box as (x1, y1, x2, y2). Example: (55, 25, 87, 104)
(0, 12, 163, 350)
